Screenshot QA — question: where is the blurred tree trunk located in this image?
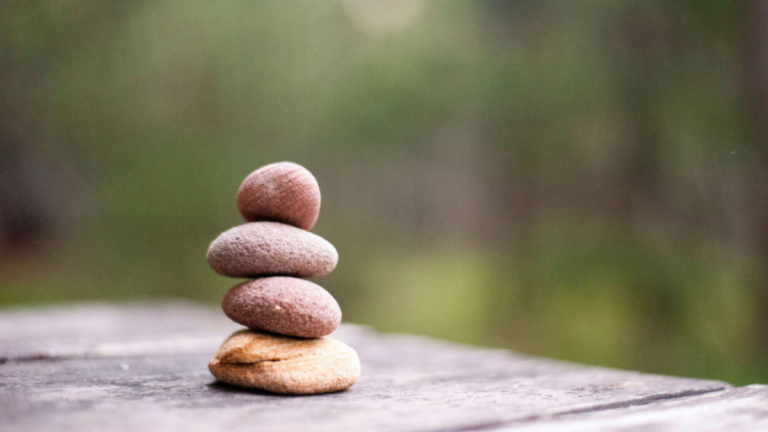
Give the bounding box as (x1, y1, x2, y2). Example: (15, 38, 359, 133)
(0, 110, 81, 256)
(611, 7, 670, 232)
(746, 0, 768, 353)
(610, 6, 688, 369)
(0, 112, 48, 253)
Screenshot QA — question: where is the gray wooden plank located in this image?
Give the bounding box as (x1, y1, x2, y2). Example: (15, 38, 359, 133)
(503, 385, 768, 432)
(0, 302, 731, 432)
(0, 300, 241, 361)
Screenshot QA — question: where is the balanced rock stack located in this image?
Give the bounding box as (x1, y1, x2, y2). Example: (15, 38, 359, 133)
(206, 162, 360, 395)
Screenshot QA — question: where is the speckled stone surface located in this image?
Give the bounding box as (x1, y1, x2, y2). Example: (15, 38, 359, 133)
(222, 277, 341, 338)
(206, 222, 338, 278)
(208, 329, 360, 395)
(236, 162, 321, 231)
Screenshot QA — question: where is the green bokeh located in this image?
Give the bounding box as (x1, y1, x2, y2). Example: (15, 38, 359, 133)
(1, 0, 765, 385)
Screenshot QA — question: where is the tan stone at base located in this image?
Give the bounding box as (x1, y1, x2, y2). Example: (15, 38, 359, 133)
(209, 330, 360, 395)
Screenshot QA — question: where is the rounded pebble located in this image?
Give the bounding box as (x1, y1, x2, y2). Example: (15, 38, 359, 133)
(209, 330, 360, 395)
(206, 222, 338, 278)
(223, 277, 341, 338)
(237, 162, 321, 231)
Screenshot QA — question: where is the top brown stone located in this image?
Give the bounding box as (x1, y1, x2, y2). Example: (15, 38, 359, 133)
(236, 162, 321, 231)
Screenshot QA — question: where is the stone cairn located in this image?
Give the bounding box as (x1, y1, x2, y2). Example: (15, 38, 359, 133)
(206, 162, 360, 395)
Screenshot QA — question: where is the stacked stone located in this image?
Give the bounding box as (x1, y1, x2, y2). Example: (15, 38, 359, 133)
(206, 162, 360, 395)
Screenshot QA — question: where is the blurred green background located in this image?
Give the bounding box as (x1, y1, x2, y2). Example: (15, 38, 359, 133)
(2, 0, 768, 385)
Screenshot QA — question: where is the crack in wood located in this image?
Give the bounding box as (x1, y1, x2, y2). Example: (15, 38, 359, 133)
(425, 387, 729, 432)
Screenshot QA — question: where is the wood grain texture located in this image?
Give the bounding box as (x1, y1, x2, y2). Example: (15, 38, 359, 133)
(0, 301, 757, 432)
(0, 300, 240, 361)
(507, 386, 768, 432)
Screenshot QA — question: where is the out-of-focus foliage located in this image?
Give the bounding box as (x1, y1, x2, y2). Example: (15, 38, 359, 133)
(1, 0, 766, 385)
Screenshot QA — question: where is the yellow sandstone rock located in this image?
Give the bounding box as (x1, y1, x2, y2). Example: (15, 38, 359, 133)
(209, 330, 360, 395)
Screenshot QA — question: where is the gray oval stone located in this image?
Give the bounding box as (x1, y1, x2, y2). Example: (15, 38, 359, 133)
(206, 222, 338, 278)
(222, 277, 341, 338)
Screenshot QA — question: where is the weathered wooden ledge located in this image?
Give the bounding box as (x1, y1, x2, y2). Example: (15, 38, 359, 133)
(1, 301, 766, 431)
